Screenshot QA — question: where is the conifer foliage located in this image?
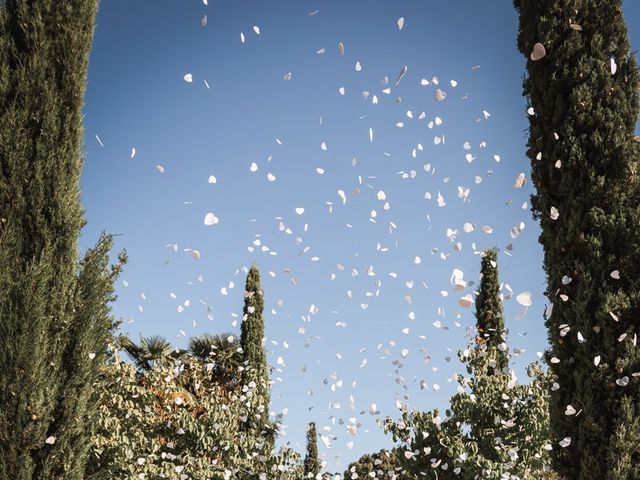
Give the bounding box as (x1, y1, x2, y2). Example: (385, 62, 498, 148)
(240, 264, 275, 460)
(513, 1, 640, 477)
(241, 266, 268, 391)
(475, 249, 508, 373)
(303, 422, 320, 479)
(0, 0, 125, 478)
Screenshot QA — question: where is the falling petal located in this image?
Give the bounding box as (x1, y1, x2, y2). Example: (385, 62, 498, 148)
(204, 212, 219, 226)
(458, 294, 474, 308)
(395, 65, 408, 85)
(514, 173, 527, 188)
(516, 291, 533, 307)
(530, 42, 546, 61)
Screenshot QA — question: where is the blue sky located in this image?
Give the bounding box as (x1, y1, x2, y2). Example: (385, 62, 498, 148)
(80, 0, 640, 472)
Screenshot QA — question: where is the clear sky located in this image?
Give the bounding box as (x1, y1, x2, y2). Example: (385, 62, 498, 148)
(80, 0, 640, 473)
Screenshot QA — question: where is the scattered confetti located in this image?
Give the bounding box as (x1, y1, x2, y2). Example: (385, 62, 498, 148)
(204, 212, 219, 226)
(516, 291, 533, 307)
(530, 42, 546, 61)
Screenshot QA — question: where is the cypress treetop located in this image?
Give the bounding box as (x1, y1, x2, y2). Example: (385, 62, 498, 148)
(240, 264, 268, 391)
(238, 264, 275, 468)
(303, 422, 320, 479)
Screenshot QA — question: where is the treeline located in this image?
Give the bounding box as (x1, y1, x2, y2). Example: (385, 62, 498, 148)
(84, 253, 557, 479)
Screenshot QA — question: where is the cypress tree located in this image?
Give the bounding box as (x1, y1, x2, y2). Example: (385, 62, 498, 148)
(240, 264, 269, 406)
(475, 249, 508, 372)
(0, 1, 120, 478)
(240, 264, 268, 394)
(239, 263, 275, 469)
(513, 1, 640, 478)
(303, 422, 320, 479)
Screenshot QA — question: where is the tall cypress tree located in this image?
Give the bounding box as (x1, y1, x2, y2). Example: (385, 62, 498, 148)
(513, 1, 640, 478)
(240, 264, 268, 390)
(239, 263, 274, 468)
(0, 1, 121, 479)
(475, 249, 508, 373)
(303, 422, 320, 479)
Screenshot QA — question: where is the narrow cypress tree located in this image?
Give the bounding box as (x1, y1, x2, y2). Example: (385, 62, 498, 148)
(0, 1, 120, 478)
(513, 1, 640, 478)
(240, 265, 268, 390)
(475, 249, 508, 372)
(303, 422, 320, 479)
(239, 263, 275, 470)
(240, 264, 269, 407)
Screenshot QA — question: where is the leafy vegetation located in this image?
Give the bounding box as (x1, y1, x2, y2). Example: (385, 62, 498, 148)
(87, 266, 303, 479)
(385, 251, 553, 479)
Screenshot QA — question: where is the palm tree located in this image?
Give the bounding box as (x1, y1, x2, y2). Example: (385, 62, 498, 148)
(119, 335, 182, 371)
(188, 332, 242, 388)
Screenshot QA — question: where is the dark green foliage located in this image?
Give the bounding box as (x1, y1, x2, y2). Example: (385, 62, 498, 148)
(303, 422, 320, 479)
(120, 334, 182, 371)
(241, 264, 268, 387)
(0, 1, 123, 479)
(240, 265, 271, 426)
(475, 249, 508, 372)
(513, 1, 640, 478)
(343, 449, 404, 480)
(41, 237, 125, 480)
(121, 332, 243, 389)
(188, 332, 242, 388)
(238, 264, 277, 478)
